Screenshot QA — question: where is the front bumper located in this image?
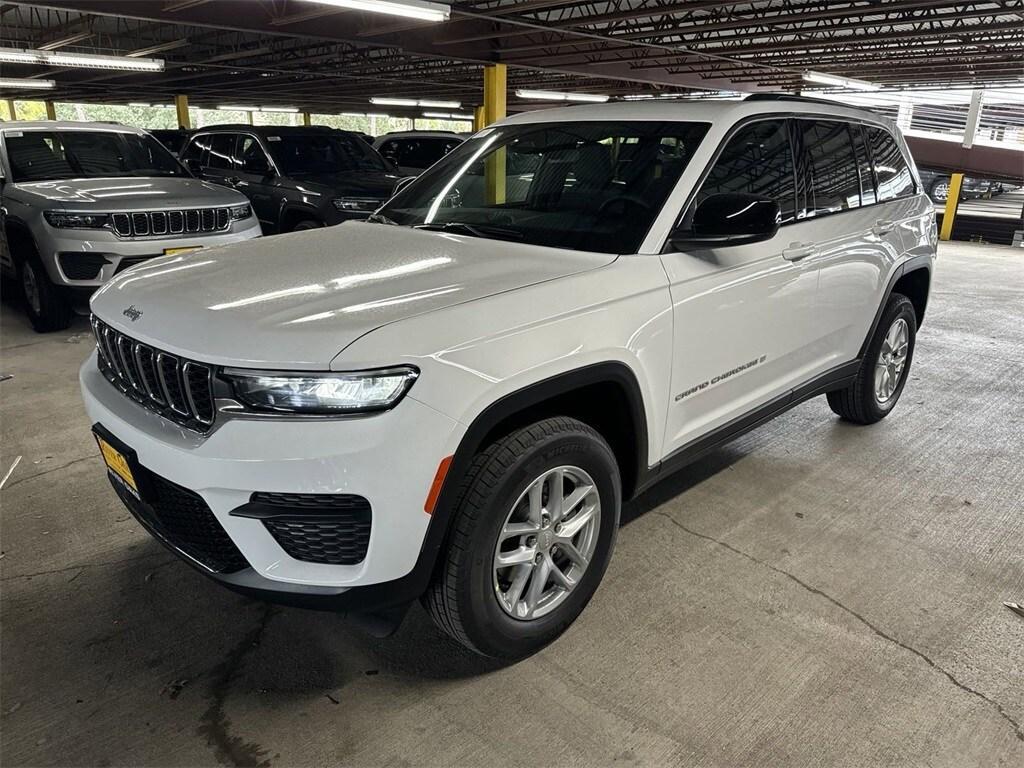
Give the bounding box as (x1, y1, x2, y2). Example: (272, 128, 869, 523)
(41, 219, 263, 288)
(80, 352, 461, 611)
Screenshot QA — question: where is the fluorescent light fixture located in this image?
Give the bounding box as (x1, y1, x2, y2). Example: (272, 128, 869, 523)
(366, 112, 389, 118)
(296, 0, 450, 22)
(803, 71, 881, 92)
(422, 111, 473, 121)
(370, 97, 461, 109)
(128, 102, 151, 107)
(0, 47, 163, 72)
(515, 89, 609, 103)
(218, 105, 257, 111)
(260, 106, 299, 113)
(341, 112, 366, 117)
(0, 77, 55, 90)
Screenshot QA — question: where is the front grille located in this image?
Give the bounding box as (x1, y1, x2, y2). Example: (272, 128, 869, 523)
(111, 207, 230, 238)
(248, 492, 371, 565)
(92, 316, 216, 432)
(58, 252, 108, 280)
(109, 470, 248, 573)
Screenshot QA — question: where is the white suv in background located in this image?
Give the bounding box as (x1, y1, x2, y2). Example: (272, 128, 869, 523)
(80, 96, 935, 659)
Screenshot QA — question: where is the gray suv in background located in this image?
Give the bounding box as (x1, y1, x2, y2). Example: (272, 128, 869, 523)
(0, 121, 261, 332)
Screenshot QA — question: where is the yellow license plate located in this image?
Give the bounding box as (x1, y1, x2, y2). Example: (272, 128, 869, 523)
(96, 436, 139, 496)
(163, 246, 202, 256)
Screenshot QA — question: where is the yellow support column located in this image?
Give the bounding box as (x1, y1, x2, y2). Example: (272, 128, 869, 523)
(473, 105, 485, 132)
(45, 101, 56, 120)
(302, 112, 312, 127)
(3, 100, 16, 120)
(939, 173, 963, 241)
(174, 94, 190, 129)
(243, 110, 253, 125)
(483, 64, 507, 205)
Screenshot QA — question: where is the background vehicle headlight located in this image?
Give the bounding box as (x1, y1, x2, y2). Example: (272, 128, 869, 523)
(43, 211, 109, 229)
(229, 203, 253, 221)
(222, 366, 418, 414)
(332, 197, 380, 212)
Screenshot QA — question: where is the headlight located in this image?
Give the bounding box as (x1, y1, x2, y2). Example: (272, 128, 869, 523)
(222, 366, 418, 414)
(44, 211, 109, 229)
(229, 203, 253, 221)
(332, 197, 380, 213)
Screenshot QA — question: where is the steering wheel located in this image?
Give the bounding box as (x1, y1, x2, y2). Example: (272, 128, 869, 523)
(597, 195, 653, 216)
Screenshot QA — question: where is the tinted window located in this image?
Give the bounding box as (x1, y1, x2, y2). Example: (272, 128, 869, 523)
(697, 120, 796, 223)
(267, 132, 386, 175)
(867, 126, 914, 201)
(236, 135, 271, 174)
(4, 130, 185, 182)
(383, 137, 461, 169)
(205, 133, 236, 171)
(852, 124, 877, 206)
(180, 136, 204, 165)
(798, 120, 861, 217)
(380, 120, 708, 254)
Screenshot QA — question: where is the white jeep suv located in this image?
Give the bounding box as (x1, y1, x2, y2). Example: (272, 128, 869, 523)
(80, 97, 935, 659)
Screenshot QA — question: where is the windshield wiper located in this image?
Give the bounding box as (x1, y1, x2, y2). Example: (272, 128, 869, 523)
(367, 212, 400, 225)
(415, 222, 523, 240)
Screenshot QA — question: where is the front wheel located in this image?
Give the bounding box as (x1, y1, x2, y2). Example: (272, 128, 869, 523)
(19, 254, 72, 332)
(929, 180, 950, 203)
(422, 417, 621, 659)
(827, 293, 917, 424)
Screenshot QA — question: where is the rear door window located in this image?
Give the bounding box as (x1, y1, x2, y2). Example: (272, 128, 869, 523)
(867, 126, 915, 201)
(696, 119, 796, 224)
(797, 120, 862, 217)
(205, 133, 236, 171)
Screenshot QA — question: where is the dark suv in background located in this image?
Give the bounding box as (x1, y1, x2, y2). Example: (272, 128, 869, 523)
(180, 126, 402, 233)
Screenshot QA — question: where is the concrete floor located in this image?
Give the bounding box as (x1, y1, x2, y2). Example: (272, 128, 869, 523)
(2, 241, 1022, 767)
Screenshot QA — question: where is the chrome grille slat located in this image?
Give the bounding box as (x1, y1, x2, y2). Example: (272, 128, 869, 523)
(109, 208, 231, 238)
(92, 317, 215, 432)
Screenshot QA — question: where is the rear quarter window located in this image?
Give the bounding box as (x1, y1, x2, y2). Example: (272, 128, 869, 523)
(867, 126, 915, 201)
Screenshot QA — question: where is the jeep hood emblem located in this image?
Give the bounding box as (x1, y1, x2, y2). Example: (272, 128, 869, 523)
(123, 305, 143, 322)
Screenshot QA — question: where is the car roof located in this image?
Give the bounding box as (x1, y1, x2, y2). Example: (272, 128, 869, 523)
(0, 120, 142, 133)
(498, 96, 895, 130)
(374, 131, 464, 141)
(193, 124, 351, 136)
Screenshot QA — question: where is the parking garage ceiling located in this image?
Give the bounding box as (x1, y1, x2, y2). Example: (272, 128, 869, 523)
(1, 1, 1022, 113)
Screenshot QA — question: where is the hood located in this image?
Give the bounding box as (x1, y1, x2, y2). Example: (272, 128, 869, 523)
(11, 176, 246, 209)
(287, 169, 401, 200)
(90, 221, 615, 369)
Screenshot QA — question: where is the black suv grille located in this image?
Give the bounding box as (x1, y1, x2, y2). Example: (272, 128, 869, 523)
(247, 493, 371, 565)
(92, 316, 216, 432)
(111, 207, 230, 238)
(110, 470, 248, 573)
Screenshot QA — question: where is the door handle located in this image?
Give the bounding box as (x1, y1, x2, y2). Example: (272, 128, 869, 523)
(872, 219, 895, 236)
(782, 242, 817, 261)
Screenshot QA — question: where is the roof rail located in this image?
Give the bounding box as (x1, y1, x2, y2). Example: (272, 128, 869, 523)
(745, 93, 844, 107)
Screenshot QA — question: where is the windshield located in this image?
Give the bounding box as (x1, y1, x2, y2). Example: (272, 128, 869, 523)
(266, 132, 388, 175)
(3, 130, 187, 183)
(377, 120, 709, 254)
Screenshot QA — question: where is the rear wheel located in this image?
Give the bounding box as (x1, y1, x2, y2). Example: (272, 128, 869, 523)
(422, 417, 620, 659)
(827, 293, 916, 424)
(291, 219, 323, 232)
(929, 180, 950, 203)
(18, 251, 72, 333)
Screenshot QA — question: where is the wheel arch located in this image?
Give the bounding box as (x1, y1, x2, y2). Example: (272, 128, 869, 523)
(859, 255, 933, 359)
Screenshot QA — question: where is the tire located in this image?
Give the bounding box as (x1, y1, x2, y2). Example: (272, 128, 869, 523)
(422, 417, 621, 659)
(827, 293, 917, 425)
(929, 180, 949, 203)
(291, 219, 322, 232)
(18, 250, 73, 333)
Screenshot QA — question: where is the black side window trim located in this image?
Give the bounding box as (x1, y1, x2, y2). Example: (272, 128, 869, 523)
(663, 113, 922, 253)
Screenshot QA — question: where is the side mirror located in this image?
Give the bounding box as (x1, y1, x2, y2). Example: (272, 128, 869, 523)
(671, 192, 781, 249)
(392, 176, 417, 196)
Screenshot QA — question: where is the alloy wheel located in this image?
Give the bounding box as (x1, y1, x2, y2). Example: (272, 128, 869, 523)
(493, 465, 601, 620)
(875, 318, 909, 403)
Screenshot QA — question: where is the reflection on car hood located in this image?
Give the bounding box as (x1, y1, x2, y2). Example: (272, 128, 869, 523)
(10, 177, 247, 209)
(90, 221, 616, 369)
(285, 170, 402, 199)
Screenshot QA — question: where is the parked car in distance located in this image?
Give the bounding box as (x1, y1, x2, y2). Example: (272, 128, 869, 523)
(373, 130, 464, 175)
(0, 120, 260, 332)
(918, 167, 1004, 203)
(148, 128, 192, 157)
(82, 99, 935, 659)
(181, 125, 402, 233)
